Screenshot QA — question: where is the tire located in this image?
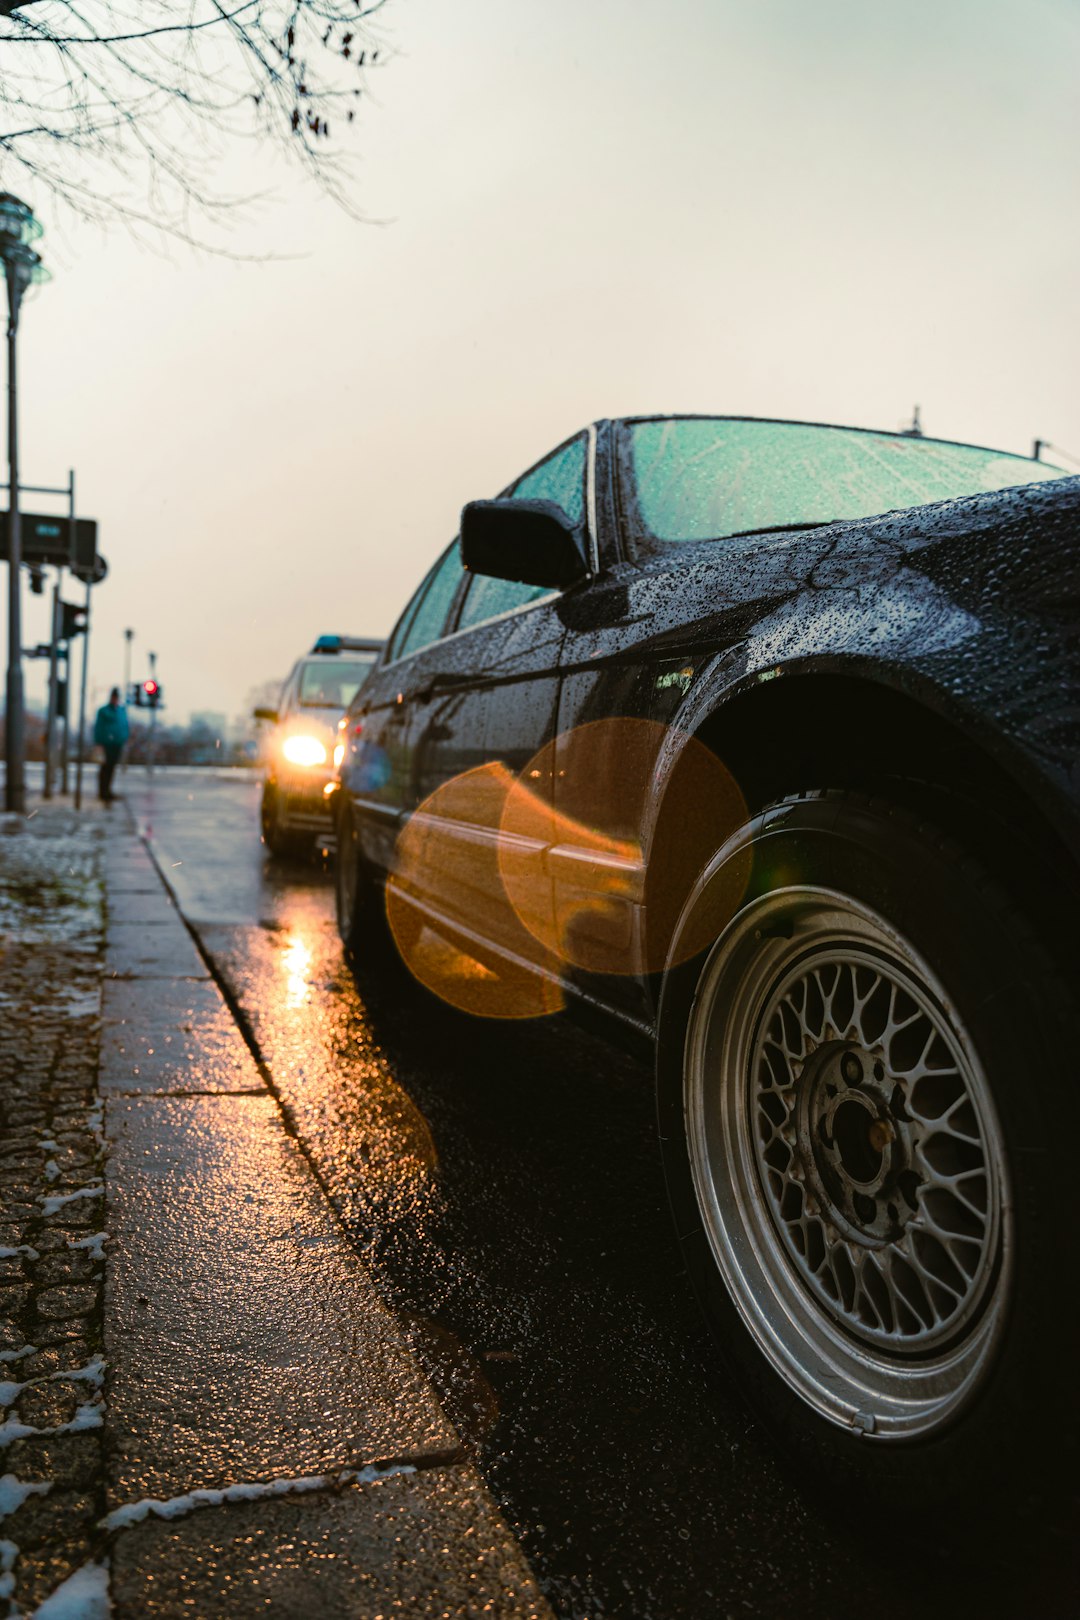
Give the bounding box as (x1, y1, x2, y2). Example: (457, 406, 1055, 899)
(335, 797, 371, 952)
(656, 788, 1076, 1515)
(335, 799, 409, 965)
(260, 783, 300, 858)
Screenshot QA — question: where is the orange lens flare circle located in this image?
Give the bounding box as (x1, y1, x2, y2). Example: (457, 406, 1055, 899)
(499, 718, 749, 976)
(384, 718, 750, 1018)
(385, 762, 565, 1020)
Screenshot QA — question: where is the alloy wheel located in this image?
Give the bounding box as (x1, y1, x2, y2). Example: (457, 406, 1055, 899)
(684, 886, 1012, 1440)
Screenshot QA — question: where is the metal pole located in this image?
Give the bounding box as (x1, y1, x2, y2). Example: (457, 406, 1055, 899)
(59, 643, 70, 794)
(147, 650, 157, 780)
(74, 574, 91, 811)
(123, 626, 133, 694)
(3, 264, 24, 813)
(59, 470, 74, 795)
(43, 578, 60, 798)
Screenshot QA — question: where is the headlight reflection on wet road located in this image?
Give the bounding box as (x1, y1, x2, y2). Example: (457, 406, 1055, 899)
(282, 932, 315, 1008)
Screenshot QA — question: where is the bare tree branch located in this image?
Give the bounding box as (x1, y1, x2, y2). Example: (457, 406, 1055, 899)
(0, 1, 390, 244)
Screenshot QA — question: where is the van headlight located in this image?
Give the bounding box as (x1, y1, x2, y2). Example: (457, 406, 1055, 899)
(282, 735, 327, 767)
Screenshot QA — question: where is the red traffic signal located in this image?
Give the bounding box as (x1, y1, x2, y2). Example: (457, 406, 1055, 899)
(141, 679, 162, 708)
(143, 680, 158, 697)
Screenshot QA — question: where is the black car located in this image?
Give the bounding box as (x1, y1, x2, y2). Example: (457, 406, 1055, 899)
(334, 415, 1079, 1506)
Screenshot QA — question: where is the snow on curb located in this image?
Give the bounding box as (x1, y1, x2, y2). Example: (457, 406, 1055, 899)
(102, 1461, 417, 1531)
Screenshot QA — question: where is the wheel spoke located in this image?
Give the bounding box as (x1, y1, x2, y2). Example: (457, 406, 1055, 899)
(746, 931, 999, 1352)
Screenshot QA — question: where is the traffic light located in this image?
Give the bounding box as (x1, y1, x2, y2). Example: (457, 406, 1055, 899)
(128, 681, 142, 707)
(142, 679, 162, 709)
(61, 601, 87, 639)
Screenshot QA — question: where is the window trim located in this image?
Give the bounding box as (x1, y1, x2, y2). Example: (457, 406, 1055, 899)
(449, 427, 591, 635)
(380, 425, 595, 668)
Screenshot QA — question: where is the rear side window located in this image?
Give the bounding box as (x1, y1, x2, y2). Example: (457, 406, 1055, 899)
(396, 541, 466, 660)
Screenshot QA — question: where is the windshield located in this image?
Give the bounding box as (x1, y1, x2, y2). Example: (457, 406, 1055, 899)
(621, 417, 1064, 546)
(298, 656, 376, 709)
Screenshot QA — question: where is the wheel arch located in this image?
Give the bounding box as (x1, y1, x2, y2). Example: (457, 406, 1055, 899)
(643, 666, 1080, 980)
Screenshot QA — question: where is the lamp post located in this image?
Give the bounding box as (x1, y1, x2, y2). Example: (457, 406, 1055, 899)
(0, 192, 46, 814)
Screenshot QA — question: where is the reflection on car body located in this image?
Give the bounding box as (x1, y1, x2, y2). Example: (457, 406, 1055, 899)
(334, 414, 1080, 1509)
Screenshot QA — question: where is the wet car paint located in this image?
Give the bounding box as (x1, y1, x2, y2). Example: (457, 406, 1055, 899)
(123, 772, 1077, 1619)
(341, 419, 1080, 1047)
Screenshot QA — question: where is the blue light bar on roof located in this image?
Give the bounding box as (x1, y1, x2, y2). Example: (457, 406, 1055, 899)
(312, 635, 342, 652)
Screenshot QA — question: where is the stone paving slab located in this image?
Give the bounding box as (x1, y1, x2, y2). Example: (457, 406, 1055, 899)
(100, 979, 260, 1095)
(110, 1467, 551, 1620)
(107, 888, 184, 924)
(105, 1093, 460, 1504)
(105, 921, 209, 980)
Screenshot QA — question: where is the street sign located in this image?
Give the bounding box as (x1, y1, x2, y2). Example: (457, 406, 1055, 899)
(0, 511, 98, 570)
(70, 519, 102, 582)
(78, 553, 108, 585)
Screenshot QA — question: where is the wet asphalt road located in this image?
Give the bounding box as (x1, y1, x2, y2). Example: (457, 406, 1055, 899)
(117, 768, 1074, 1620)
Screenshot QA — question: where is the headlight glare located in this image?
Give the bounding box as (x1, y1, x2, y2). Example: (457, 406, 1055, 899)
(282, 734, 328, 767)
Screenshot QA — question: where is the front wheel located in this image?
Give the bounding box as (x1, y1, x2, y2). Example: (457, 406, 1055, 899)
(656, 790, 1075, 1509)
(261, 783, 301, 858)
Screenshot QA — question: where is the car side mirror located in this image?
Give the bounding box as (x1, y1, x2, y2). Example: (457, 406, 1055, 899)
(253, 706, 278, 723)
(460, 498, 590, 591)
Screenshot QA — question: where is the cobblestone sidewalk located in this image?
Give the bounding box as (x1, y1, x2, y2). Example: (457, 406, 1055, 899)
(0, 804, 108, 1616)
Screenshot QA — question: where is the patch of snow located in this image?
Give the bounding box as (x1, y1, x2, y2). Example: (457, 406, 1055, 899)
(0, 1246, 39, 1262)
(103, 1461, 417, 1531)
(0, 1349, 34, 1368)
(0, 1401, 103, 1449)
(0, 1420, 36, 1448)
(38, 1140, 61, 1155)
(55, 1359, 105, 1392)
(40, 1186, 103, 1217)
(0, 1475, 50, 1520)
(43, 1161, 61, 1184)
(29, 1559, 110, 1619)
(0, 1537, 17, 1604)
(64, 1403, 104, 1435)
(66, 1235, 106, 1263)
(3, 1357, 106, 1410)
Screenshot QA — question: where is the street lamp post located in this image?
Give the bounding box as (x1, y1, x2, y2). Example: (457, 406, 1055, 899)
(0, 193, 46, 814)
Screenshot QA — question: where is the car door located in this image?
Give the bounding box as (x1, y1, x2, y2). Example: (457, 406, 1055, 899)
(346, 542, 467, 876)
(397, 431, 591, 977)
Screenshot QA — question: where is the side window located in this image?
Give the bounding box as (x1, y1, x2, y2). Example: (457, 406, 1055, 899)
(397, 541, 466, 660)
(386, 575, 431, 664)
(510, 433, 586, 522)
(457, 433, 586, 633)
(278, 666, 298, 716)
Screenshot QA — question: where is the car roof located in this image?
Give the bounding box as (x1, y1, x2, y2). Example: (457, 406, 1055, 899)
(610, 414, 1051, 467)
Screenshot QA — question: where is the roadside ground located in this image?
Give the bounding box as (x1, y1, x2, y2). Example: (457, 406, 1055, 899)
(0, 796, 551, 1619)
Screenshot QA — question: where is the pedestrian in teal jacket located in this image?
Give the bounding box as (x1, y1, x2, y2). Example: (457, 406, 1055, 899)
(93, 688, 129, 804)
